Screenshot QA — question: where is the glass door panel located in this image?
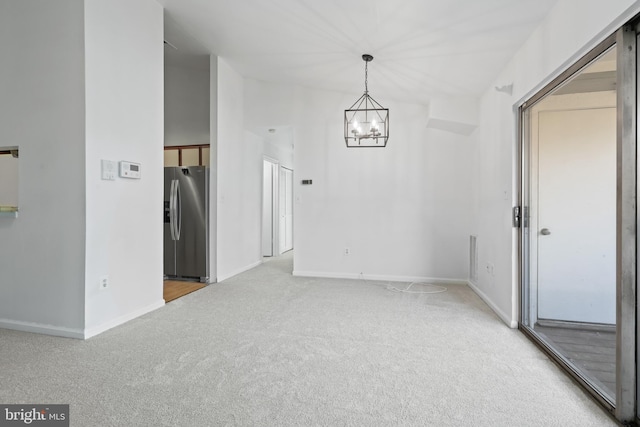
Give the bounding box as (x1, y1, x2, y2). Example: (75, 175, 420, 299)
(521, 45, 618, 403)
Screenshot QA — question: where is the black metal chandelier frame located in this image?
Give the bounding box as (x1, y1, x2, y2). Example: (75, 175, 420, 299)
(344, 54, 389, 148)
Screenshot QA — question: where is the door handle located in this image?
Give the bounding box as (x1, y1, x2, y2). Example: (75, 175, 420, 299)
(540, 228, 551, 235)
(175, 180, 182, 240)
(170, 180, 177, 241)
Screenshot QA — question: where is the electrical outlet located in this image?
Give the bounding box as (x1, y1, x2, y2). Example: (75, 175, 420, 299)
(486, 263, 495, 276)
(99, 275, 109, 291)
(344, 247, 350, 256)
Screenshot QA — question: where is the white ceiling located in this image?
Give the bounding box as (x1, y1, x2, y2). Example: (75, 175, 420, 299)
(160, 0, 558, 105)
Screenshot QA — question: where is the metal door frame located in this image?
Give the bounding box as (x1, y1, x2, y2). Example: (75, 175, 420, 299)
(617, 23, 637, 423)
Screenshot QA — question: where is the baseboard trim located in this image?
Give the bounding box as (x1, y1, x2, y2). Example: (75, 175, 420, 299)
(467, 280, 518, 328)
(84, 299, 165, 339)
(292, 270, 468, 286)
(0, 319, 85, 339)
(217, 260, 262, 283)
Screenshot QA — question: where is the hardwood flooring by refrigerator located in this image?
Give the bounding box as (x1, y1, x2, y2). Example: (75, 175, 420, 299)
(163, 280, 206, 302)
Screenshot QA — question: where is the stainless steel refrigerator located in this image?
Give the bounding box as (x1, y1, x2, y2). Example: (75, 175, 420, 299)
(164, 166, 209, 282)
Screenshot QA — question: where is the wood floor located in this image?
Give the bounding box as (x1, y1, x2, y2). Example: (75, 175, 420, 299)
(163, 280, 207, 302)
(534, 324, 615, 397)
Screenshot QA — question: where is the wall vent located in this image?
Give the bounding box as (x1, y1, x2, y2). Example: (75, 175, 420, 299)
(470, 235, 478, 283)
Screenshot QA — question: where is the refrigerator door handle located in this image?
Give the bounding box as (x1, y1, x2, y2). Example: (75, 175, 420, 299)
(170, 179, 177, 241)
(175, 179, 182, 240)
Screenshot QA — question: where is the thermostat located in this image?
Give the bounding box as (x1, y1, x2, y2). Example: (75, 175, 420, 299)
(119, 161, 141, 179)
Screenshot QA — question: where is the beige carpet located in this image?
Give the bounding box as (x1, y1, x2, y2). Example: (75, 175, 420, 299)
(0, 252, 617, 426)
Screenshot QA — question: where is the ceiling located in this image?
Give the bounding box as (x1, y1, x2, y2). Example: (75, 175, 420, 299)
(160, 0, 558, 105)
(554, 47, 616, 96)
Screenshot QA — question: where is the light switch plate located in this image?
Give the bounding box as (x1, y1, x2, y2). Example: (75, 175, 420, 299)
(101, 160, 117, 181)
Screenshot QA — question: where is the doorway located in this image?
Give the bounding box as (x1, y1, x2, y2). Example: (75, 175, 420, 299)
(534, 107, 616, 328)
(262, 160, 294, 258)
(523, 86, 617, 399)
(521, 39, 618, 405)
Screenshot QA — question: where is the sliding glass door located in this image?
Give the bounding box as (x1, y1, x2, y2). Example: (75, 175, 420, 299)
(521, 40, 618, 404)
(519, 24, 638, 424)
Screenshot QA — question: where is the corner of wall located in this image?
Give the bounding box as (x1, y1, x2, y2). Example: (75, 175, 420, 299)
(0, 0, 86, 334)
(467, 280, 518, 328)
(209, 54, 219, 282)
(83, 0, 164, 336)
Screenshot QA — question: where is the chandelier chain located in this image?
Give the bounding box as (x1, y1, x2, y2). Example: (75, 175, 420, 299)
(365, 61, 368, 94)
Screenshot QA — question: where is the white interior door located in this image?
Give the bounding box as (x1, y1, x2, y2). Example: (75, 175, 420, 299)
(262, 160, 277, 257)
(537, 107, 616, 324)
(284, 168, 293, 250)
(279, 167, 293, 254)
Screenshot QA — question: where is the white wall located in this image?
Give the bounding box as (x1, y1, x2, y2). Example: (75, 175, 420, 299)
(471, 0, 639, 327)
(263, 130, 294, 170)
(244, 80, 295, 170)
(83, 0, 164, 336)
(0, 155, 19, 206)
(216, 59, 264, 281)
(0, 0, 87, 336)
(244, 79, 473, 283)
(165, 59, 210, 147)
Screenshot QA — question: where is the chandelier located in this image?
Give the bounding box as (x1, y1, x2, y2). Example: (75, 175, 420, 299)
(344, 54, 389, 148)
